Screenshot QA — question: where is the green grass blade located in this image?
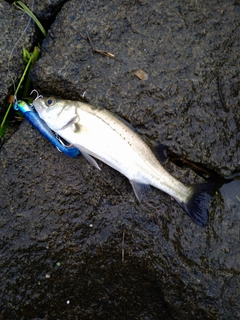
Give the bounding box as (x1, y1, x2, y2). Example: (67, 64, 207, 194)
(0, 117, 9, 138)
(13, 1, 46, 37)
(0, 46, 41, 138)
(0, 57, 31, 136)
(22, 46, 41, 98)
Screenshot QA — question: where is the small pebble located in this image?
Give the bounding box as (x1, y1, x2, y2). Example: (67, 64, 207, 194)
(134, 69, 148, 80)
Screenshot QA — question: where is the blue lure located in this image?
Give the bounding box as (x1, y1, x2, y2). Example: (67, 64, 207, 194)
(14, 100, 80, 158)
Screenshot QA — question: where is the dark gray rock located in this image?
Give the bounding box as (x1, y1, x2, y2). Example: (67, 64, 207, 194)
(1, 117, 240, 320)
(0, 0, 36, 115)
(24, 0, 67, 20)
(1, 0, 240, 319)
(0, 120, 173, 319)
(31, 0, 240, 175)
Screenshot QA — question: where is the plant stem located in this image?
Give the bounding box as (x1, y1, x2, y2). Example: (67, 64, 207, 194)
(0, 46, 41, 137)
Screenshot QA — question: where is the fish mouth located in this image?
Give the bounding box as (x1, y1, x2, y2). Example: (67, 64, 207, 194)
(32, 100, 45, 114)
(31, 90, 46, 114)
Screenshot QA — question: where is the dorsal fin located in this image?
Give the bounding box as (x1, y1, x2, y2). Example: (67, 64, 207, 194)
(114, 113, 136, 132)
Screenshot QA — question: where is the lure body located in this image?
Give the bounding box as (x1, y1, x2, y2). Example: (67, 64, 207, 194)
(14, 100, 80, 158)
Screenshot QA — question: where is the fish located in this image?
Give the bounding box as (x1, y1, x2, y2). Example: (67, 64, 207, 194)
(14, 100, 80, 158)
(33, 96, 216, 227)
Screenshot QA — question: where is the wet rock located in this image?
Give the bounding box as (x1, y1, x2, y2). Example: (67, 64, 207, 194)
(1, 118, 240, 319)
(0, 1, 36, 115)
(31, 0, 240, 176)
(0, 120, 172, 319)
(24, 0, 67, 20)
(1, 0, 240, 319)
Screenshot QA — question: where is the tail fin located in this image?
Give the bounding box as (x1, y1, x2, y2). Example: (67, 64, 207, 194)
(180, 183, 217, 227)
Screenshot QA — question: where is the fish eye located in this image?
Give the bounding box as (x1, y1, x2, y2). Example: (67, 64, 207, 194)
(46, 97, 56, 107)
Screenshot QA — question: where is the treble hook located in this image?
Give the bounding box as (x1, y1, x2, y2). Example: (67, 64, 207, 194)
(30, 89, 43, 100)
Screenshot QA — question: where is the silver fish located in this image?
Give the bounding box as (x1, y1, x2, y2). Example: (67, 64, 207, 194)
(33, 96, 216, 227)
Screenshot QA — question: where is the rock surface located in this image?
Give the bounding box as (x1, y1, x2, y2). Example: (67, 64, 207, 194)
(31, 0, 240, 175)
(24, 0, 67, 20)
(0, 0, 36, 115)
(1, 0, 240, 319)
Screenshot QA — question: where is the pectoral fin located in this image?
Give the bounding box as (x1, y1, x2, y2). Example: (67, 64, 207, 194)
(50, 116, 78, 131)
(129, 180, 151, 202)
(79, 149, 101, 170)
(61, 116, 78, 129)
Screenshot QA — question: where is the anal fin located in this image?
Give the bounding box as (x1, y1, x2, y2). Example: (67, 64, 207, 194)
(129, 180, 151, 202)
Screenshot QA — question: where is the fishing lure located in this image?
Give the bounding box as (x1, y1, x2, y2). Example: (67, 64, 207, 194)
(14, 99, 80, 158)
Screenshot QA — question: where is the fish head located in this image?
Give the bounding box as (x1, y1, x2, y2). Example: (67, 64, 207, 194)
(33, 96, 78, 131)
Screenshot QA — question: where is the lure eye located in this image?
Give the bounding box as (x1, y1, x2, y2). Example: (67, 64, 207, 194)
(46, 97, 56, 107)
